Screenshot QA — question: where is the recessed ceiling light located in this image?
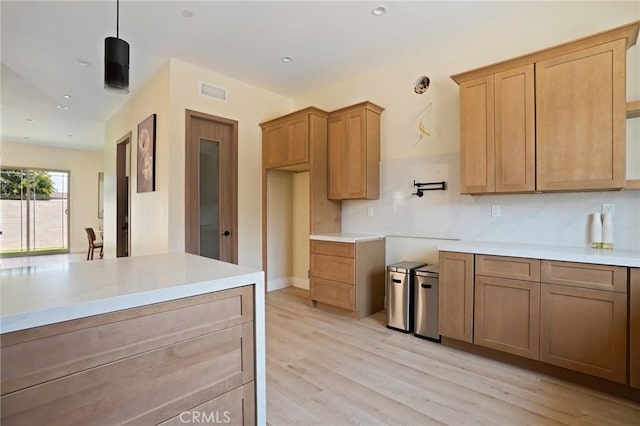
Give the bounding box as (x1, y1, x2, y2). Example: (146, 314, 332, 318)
(68, 134, 73, 138)
(23, 136, 30, 140)
(63, 95, 72, 99)
(372, 6, 386, 16)
(57, 105, 68, 110)
(25, 118, 34, 123)
(182, 10, 194, 18)
(281, 56, 293, 63)
(77, 59, 91, 66)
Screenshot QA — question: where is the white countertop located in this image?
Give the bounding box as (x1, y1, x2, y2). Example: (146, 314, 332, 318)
(0, 253, 264, 333)
(310, 233, 385, 243)
(438, 241, 640, 267)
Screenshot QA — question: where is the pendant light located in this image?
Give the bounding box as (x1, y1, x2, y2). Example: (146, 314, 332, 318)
(104, 0, 129, 93)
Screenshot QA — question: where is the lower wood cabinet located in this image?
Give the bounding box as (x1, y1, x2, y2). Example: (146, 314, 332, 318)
(1, 286, 256, 425)
(474, 276, 540, 360)
(630, 268, 640, 389)
(540, 283, 627, 384)
(438, 251, 474, 343)
(310, 238, 385, 318)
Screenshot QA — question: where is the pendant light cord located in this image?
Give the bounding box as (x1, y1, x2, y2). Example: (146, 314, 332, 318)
(116, 0, 119, 38)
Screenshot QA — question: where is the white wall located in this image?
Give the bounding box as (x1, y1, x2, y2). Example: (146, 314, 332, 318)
(293, 5, 640, 263)
(266, 170, 293, 290)
(0, 141, 103, 253)
(104, 62, 171, 258)
(167, 59, 292, 269)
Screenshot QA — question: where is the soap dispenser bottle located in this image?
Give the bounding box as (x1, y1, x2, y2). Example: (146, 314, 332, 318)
(591, 212, 602, 248)
(602, 211, 614, 249)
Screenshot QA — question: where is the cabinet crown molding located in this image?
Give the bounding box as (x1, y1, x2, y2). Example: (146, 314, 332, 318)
(259, 106, 328, 128)
(328, 101, 384, 116)
(451, 20, 640, 84)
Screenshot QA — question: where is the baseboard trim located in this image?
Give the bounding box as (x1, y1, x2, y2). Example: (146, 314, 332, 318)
(291, 277, 310, 290)
(267, 278, 292, 292)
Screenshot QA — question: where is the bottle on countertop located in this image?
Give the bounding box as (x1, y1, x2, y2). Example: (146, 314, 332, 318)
(602, 211, 614, 249)
(591, 212, 602, 249)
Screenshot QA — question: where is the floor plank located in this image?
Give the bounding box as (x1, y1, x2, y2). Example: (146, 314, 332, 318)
(266, 287, 640, 425)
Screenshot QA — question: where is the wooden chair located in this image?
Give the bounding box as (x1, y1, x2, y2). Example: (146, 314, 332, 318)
(85, 227, 104, 260)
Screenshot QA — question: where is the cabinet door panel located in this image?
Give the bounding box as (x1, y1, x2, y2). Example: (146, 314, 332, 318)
(475, 276, 540, 360)
(476, 255, 540, 282)
(495, 64, 535, 193)
(328, 116, 345, 199)
(263, 124, 285, 169)
(631, 268, 640, 389)
(344, 110, 367, 198)
(438, 251, 474, 342)
(536, 39, 626, 191)
(460, 75, 495, 194)
(540, 284, 627, 383)
(285, 116, 309, 166)
(540, 260, 626, 292)
(310, 240, 355, 258)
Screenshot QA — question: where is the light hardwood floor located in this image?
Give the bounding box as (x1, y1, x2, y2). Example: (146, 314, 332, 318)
(266, 287, 640, 426)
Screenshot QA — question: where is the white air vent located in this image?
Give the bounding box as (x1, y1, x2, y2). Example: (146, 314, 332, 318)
(199, 81, 228, 102)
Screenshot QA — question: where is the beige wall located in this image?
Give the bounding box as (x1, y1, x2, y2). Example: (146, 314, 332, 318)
(292, 5, 640, 261)
(0, 141, 103, 253)
(104, 62, 170, 257)
(166, 59, 292, 269)
(266, 170, 293, 288)
(292, 172, 310, 289)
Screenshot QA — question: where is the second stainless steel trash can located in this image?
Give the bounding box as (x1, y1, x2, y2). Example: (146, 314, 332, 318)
(386, 261, 426, 333)
(414, 265, 440, 342)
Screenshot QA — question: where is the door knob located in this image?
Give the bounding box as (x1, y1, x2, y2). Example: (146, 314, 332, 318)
(221, 231, 230, 236)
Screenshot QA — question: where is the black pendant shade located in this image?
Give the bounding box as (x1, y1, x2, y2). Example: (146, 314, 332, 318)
(104, 37, 129, 93)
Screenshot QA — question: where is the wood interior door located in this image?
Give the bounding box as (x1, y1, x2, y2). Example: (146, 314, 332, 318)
(185, 110, 238, 264)
(116, 133, 131, 258)
(459, 75, 495, 194)
(535, 39, 626, 191)
(494, 64, 535, 193)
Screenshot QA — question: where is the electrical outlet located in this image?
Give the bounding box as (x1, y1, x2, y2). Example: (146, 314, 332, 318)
(491, 205, 501, 217)
(367, 207, 374, 217)
(602, 203, 614, 217)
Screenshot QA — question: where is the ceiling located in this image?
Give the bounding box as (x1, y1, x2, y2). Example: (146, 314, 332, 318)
(1, 1, 638, 152)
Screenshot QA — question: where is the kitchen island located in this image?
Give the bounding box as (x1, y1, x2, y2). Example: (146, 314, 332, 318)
(0, 253, 265, 425)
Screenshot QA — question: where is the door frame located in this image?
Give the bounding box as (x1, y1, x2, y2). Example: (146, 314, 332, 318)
(185, 109, 238, 264)
(116, 133, 131, 258)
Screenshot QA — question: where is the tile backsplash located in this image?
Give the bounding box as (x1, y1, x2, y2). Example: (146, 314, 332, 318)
(342, 154, 640, 252)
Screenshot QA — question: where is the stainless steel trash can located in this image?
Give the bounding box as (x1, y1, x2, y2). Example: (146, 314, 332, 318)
(386, 261, 426, 333)
(414, 265, 440, 342)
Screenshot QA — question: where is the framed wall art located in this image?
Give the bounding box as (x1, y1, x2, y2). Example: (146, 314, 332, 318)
(137, 113, 156, 192)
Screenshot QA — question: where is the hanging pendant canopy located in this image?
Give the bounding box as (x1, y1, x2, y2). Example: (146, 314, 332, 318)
(104, 0, 129, 93)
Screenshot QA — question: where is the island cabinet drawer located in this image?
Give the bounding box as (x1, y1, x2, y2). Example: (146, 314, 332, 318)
(540, 261, 627, 292)
(311, 240, 355, 258)
(0, 322, 254, 426)
(476, 255, 540, 282)
(310, 278, 355, 311)
(160, 381, 255, 426)
(0, 286, 254, 395)
(310, 254, 355, 284)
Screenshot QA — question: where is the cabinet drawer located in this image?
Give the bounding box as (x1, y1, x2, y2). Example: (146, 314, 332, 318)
(160, 382, 255, 426)
(541, 261, 627, 292)
(310, 240, 355, 258)
(540, 284, 626, 383)
(1, 322, 255, 426)
(310, 278, 355, 311)
(310, 254, 355, 284)
(476, 255, 540, 281)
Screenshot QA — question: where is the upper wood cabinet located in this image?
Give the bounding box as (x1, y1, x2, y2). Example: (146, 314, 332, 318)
(459, 65, 535, 194)
(328, 101, 383, 200)
(452, 21, 640, 194)
(536, 39, 626, 191)
(260, 108, 321, 170)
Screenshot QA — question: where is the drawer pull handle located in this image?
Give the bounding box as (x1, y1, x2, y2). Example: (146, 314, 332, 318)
(392, 279, 402, 284)
(421, 284, 432, 289)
